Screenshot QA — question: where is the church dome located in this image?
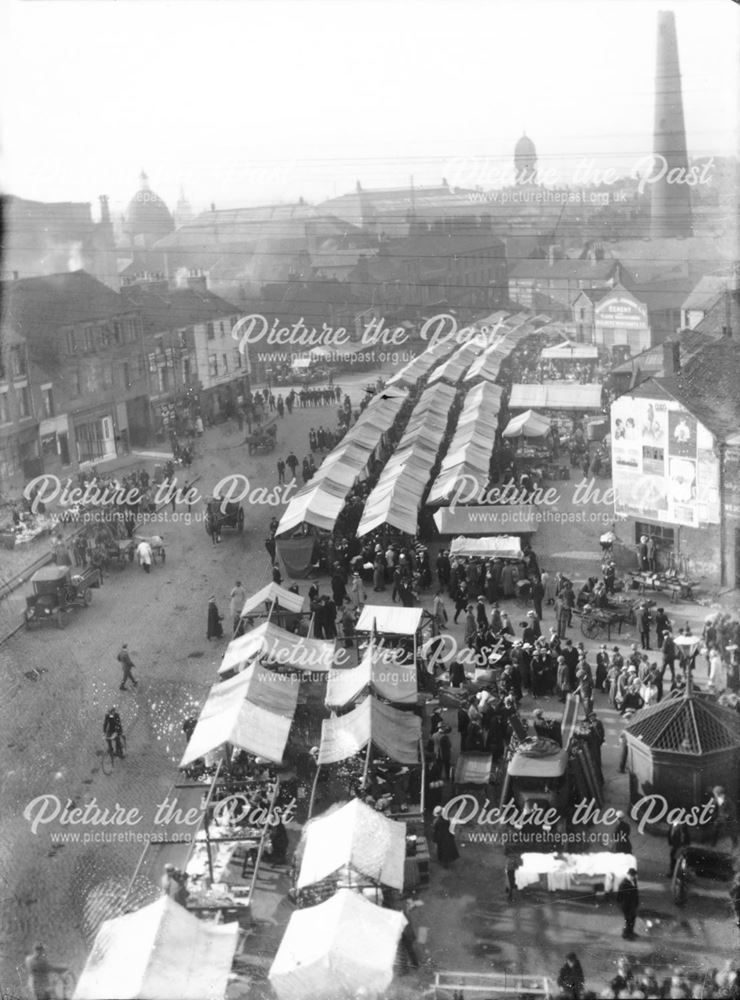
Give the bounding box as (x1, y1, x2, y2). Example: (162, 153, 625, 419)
(515, 133, 537, 159)
(125, 172, 174, 240)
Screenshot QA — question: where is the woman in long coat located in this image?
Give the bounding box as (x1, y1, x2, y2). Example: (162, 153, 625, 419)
(432, 806, 459, 865)
(207, 596, 224, 640)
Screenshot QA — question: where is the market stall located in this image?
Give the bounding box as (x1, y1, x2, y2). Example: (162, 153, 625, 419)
(268, 889, 407, 1000)
(449, 535, 523, 559)
(432, 505, 538, 536)
(239, 582, 306, 629)
(325, 643, 418, 708)
(181, 664, 300, 766)
(218, 621, 337, 677)
(508, 383, 603, 411)
(514, 852, 636, 894)
(296, 798, 406, 894)
(72, 896, 239, 1000)
(501, 409, 551, 439)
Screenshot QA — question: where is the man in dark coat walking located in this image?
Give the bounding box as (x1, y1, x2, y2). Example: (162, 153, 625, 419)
(616, 867, 639, 939)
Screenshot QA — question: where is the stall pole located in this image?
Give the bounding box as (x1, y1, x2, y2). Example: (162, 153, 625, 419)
(266, 595, 278, 626)
(419, 737, 426, 816)
(202, 758, 225, 886)
(248, 777, 281, 903)
(307, 761, 322, 820)
(361, 737, 373, 788)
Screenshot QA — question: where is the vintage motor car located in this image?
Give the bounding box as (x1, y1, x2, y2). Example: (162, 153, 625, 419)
(24, 564, 101, 629)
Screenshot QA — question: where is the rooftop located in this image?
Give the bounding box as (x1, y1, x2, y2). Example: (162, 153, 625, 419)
(509, 258, 621, 281)
(625, 691, 740, 754)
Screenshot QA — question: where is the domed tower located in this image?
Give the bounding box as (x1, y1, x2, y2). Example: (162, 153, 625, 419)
(124, 172, 175, 248)
(514, 133, 537, 185)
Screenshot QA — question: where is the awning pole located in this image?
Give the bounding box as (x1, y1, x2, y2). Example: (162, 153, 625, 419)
(248, 776, 280, 904)
(202, 758, 224, 886)
(362, 737, 373, 788)
(308, 762, 321, 820)
(419, 736, 426, 815)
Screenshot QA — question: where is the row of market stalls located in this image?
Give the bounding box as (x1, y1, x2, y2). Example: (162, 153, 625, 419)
(74, 585, 430, 999)
(357, 380, 458, 537)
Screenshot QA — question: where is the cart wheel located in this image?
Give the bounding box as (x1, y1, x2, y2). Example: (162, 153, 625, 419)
(56, 609, 68, 629)
(581, 617, 600, 639)
(83, 587, 93, 606)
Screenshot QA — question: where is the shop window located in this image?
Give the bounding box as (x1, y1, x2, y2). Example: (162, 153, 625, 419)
(635, 522, 674, 548)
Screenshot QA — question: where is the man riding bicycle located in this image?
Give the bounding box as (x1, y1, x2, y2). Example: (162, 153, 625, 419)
(25, 942, 68, 1000)
(103, 706, 125, 759)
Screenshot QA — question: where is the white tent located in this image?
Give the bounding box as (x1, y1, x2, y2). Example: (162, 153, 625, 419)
(73, 896, 238, 1000)
(449, 535, 523, 558)
(318, 696, 421, 765)
(541, 340, 599, 361)
(268, 889, 406, 1000)
(326, 644, 417, 708)
(219, 621, 337, 676)
(181, 663, 299, 766)
(502, 409, 551, 438)
(296, 799, 406, 890)
(508, 382, 603, 411)
(356, 605, 423, 635)
(240, 582, 305, 618)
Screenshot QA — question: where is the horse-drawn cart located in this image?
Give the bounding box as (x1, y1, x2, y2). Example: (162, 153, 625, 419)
(576, 599, 639, 641)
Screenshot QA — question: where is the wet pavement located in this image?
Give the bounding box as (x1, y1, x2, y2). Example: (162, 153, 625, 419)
(0, 372, 737, 998)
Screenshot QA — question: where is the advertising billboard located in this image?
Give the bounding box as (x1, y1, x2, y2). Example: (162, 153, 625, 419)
(611, 394, 720, 527)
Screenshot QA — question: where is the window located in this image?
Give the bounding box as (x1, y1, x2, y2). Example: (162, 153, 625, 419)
(157, 368, 170, 393)
(219, 321, 225, 336)
(221, 353, 229, 373)
(208, 354, 218, 377)
(9, 344, 27, 377)
(66, 330, 77, 355)
(178, 329, 188, 348)
(113, 321, 122, 344)
(234, 349, 242, 370)
(99, 325, 111, 349)
(122, 362, 131, 389)
(70, 370, 81, 396)
(206, 322, 215, 341)
(18, 385, 32, 419)
(579, 308, 586, 320)
(83, 327, 95, 352)
(41, 385, 54, 418)
(102, 363, 113, 389)
(0, 392, 9, 424)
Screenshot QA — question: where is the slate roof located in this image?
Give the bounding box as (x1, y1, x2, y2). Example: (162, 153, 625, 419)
(509, 258, 620, 281)
(630, 337, 740, 441)
(626, 691, 740, 754)
(119, 284, 238, 334)
(1, 271, 134, 336)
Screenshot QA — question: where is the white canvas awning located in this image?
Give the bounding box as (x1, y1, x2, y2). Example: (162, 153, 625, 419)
(326, 644, 417, 708)
(502, 409, 551, 438)
(181, 663, 299, 766)
(541, 340, 599, 361)
(73, 896, 238, 1000)
(277, 485, 346, 535)
(432, 505, 538, 534)
(356, 605, 423, 635)
(219, 622, 337, 675)
(240, 583, 306, 618)
(296, 799, 406, 890)
(318, 696, 421, 765)
(509, 382, 603, 410)
(268, 889, 406, 1000)
(449, 535, 523, 559)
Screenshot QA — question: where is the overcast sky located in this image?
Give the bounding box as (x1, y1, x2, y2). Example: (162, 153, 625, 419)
(1, 0, 738, 216)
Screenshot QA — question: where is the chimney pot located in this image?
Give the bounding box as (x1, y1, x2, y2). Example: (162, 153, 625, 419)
(662, 337, 681, 374)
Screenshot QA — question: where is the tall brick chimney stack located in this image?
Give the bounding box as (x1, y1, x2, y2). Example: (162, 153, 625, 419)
(651, 11, 693, 238)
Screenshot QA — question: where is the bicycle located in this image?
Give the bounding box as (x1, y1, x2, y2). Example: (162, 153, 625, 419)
(98, 734, 127, 775)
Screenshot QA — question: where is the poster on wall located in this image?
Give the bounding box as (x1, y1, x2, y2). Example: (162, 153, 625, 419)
(668, 411, 697, 458)
(610, 395, 720, 528)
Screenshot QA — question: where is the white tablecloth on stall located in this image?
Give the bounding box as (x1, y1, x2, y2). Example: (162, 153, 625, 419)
(514, 852, 636, 893)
